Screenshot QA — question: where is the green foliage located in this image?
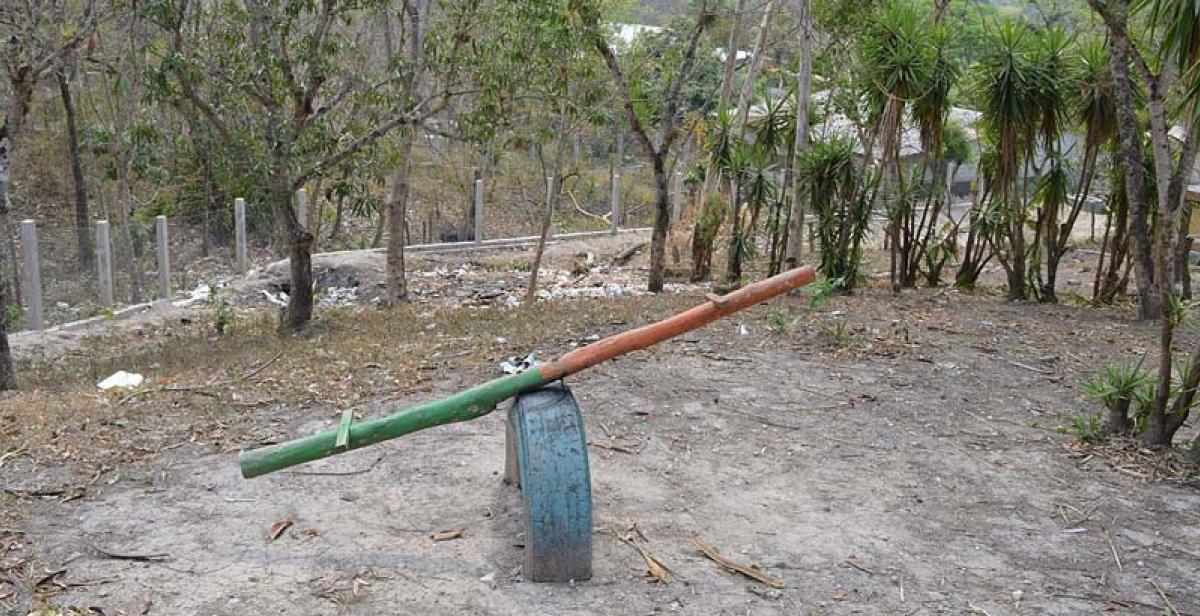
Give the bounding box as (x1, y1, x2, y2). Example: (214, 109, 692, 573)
(802, 275, 845, 309)
(4, 305, 22, 330)
(767, 308, 793, 332)
(943, 119, 972, 167)
(1072, 38, 1118, 148)
(818, 314, 854, 345)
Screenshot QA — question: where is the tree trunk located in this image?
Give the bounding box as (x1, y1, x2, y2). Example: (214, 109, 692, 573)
(733, 0, 776, 134)
(280, 226, 315, 331)
(0, 144, 15, 388)
(526, 102, 569, 304)
(1104, 398, 1133, 436)
(1108, 31, 1159, 319)
(385, 129, 415, 304)
(329, 193, 346, 241)
(58, 70, 93, 270)
(649, 153, 671, 292)
(726, 178, 744, 283)
(783, 0, 812, 268)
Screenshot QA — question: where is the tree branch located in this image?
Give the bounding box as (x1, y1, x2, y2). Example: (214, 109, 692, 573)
(294, 89, 462, 189)
(1085, 0, 1156, 86)
(579, 5, 656, 157)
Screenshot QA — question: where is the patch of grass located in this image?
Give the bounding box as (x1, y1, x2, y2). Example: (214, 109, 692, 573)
(1071, 413, 1105, 443)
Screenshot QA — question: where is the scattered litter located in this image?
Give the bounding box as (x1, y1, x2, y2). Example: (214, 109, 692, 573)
(496, 337, 509, 345)
(738, 324, 750, 336)
(173, 283, 213, 307)
(97, 371, 144, 391)
(318, 286, 359, 308)
(500, 354, 539, 375)
(692, 538, 785, 588)
(432, 528, 465, 542)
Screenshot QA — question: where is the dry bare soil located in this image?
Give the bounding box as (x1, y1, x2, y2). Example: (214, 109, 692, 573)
(1, 239, 1198, 615)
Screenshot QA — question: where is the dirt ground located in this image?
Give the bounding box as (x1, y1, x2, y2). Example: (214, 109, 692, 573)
(2, 237, 1199, 615)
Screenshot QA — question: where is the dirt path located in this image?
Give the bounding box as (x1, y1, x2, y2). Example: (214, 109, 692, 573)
(3, 283, 1198, 614)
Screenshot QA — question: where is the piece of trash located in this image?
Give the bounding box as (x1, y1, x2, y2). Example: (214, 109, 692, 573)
(496, 337, 509, 345)
(261, 289, 288, 307)
(269, 517, 293, 541)
(500, 353, 538, 375)
(691, 538, 785, 588)
(582, 334, 600, 342)
(432, 528, 465, 542)
(738, 324, 750, 336)
(97, 371, 144, 391)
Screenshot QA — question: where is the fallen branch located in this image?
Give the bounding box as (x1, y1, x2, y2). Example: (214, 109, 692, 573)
(567, 189, 610, 223)
(118, 350, 284, 407)
(611, 242, 646, 266)
(606, 530, 675, 584)
(691, 538, 785, 588)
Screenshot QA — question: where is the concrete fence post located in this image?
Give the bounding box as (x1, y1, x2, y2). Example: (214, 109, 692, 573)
(296, 188, 308, 231)
(18, 220, 42, 331)
(156, 215, 170, 300)
(235, 198, 247, 273)
(611, 172, 621, 234)
(96, 220, 113, 308)
(474, 178, 484, 243)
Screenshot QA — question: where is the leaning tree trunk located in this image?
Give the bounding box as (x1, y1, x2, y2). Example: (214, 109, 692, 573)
(1108, 32, 1158, 320)
(526, 102, 569, 305)
(690, 0, 746, 281)
(58, 70, 93, 270)
(733, 0, 776, 134)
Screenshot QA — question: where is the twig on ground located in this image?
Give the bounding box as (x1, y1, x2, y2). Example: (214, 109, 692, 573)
(1002, 358, 1052, 374)
(1103, 526, 1123, 572)
(289, 455, 384, 476)
(844, 557, 876, 575)
(966, 602, 992, 615)
(588, 440, 641, 454)
(691, 538, 785, 588)
(91, 545, 171, 562)
(1150, 579, 1178, 616)
(602, 528, 676, 584)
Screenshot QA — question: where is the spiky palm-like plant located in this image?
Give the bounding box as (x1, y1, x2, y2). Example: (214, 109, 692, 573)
(972, 20, 1052, 300)
(800, 136, 871, 291)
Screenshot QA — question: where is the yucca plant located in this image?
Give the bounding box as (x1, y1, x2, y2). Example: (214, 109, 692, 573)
(800, 136, 872, 292)
(1082, 359, 1153, 436)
